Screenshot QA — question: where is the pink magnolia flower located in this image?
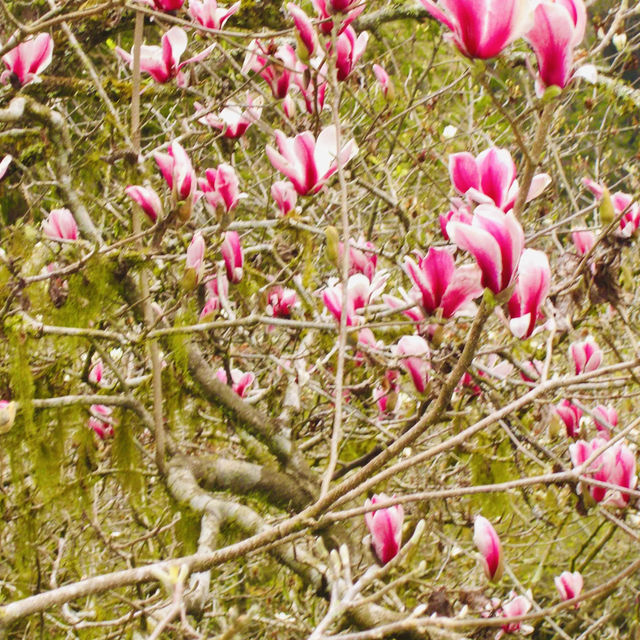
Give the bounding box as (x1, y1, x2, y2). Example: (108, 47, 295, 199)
(137, 0, 184, 10)
(0, 155, 12, 180)
(288, 3, 318, 59)
(43, 208, 78, 241)
(555, 399, 582, 438)
(310, 0, 365, 35)
(322, 273, 386, 326)
(439, 201, 472, 241)
(194, 95, 262, 138)
(396, 335, 430, 393)
(507, 248, 551, 339)
(293, 57, 328, 114)
(242, 40, 297, 99)
(188, 0, 240, 29)
(125, 185, 163, 223)
(88, 360, 103, 385)
(200, 272, 229, 320)
(525, 0, 590, 95)
(372, 63, 392, 98)
(383, 289, 425, 326)
(154, 141, 197, 203)
(200, 163, 241, 214)
(216, 367, 255, 397)
(404, 247, 483, 318)
(339, 236, 378, 281)
(473, 515, 503, 582)
(555, 571, 583, 604)
(271, 180, 298, 216)
(116, 27, 214, 87)
(185, 231, 206, 284)
(221, 231, 243, 283)
(592, 404, 617, 439)
(364, 494, 404, 564)
(446, 204, 525, 295)
(572, 229, 595, 255)
(333, 26, 368, 81)
(570, 437, 637, 507)
(569, 336, 602, 375)
(520, 359, 543, 383)
(1, 33, 53, 87)
(266, 286, 298, 318)
(283, 93, 297, 119)
(89, 404, 114, 440)
(266, 125, 358, 196)
(373, 370, 400, 416)
(583, 178, 640, 237)
(449, 147, 551, 212)
(496, 592, 533, 639)
(419, 0, 534, 59)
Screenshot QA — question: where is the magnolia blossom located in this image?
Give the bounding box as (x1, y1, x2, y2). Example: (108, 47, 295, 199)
(333, 27, 369, 81)
(373, 370, 400, 416)
(293, 56, 328, 114)
(200, 272, 229, 320)
(43, 208, 78, 241)
(138, 0, 184, 10)
(0, 155, 12, 180)
(288, 3, 318, 59)
(383, 288, 425, 325)
(266, 286, 298, 318)
(125, 185, 163, 222)
(507, 249, 551, 339)
(242, 40, 297, 99)
(322, 273, 386, 326)
(520, 359, 543, 383)
(339, 237, 378, 281)
(372, 64, 392, 98)
(555, 571, 583, 605)
(200, 164, 241, 214)
(185, 231, 206, 285)
(271, 180, 297, 216)
(221, 231, 243, 283)
(88, 360, 103, 385)
(555, 399, 582, 438)
(447, 204, 525, 295)
(592, 404, 617, 439)
(526, 0, 592, 95)
(583, 178, 640, 237)
(404, 247, 483, 318)
(194, 95, 262, 138)
(395, 335, 430, 394)
(449, 147, 551, 212)
(89, 404, 114, 440)
(154, 141, 197, 203)
(569, 336, 602, 375)
(310, 0, 365, 35)
(116, 27, 214, 87)
(266, 125, 358, 196)
(1, 33, 54, 87)
(572, 229, 595, 255)
(496, 592, 534, 639)
(216, 367, 255, 398)
(473, 516, 503, 582)
(364, 494, 404, 564)
(419, 0, 534, 59)
(188, 0, 240, 29)
(570, 437, 637, 507)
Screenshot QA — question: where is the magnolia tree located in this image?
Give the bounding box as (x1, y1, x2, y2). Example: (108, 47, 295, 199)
(0, 0, 639, 637)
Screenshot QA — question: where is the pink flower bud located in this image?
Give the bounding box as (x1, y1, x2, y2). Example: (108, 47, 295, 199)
(125, 185, 163, 222)
(271, 180, 298, 216)
(497, 591, 533, 638)
(569, 336, 602, 375)
(154, 141, 197, 203)
(571, 230, 595, 256)
(554, 399, 582, 438)
(185, 231, 206, 285)
(592, 404, 617, 439)
(473, 515, 503, 582)
(372, 63, 391, 98)
(200, 163, 241, 213)
(395, 335, 430, 394)
(221, 231, 243, 283)
(216, 367, 255, 398)
(89, 404, 114, 439)
(554, 571, 583, 604)
(188, 0, 240, 29)
(266, 286, 298, 318)
(88, 360, 103, 385)
(43, 208, 78, 241)
(364, 494, 404, 564)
